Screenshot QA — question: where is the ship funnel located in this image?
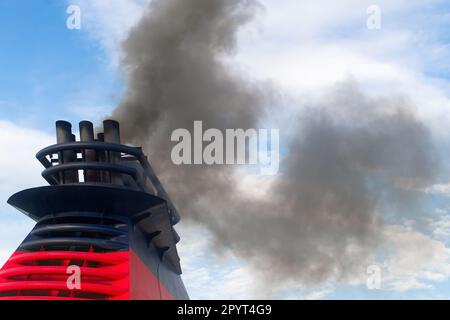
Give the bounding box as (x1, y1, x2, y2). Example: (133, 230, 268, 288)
(1, 119, 188, 300)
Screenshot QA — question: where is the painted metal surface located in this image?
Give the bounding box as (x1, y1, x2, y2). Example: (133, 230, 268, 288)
(0, 120, 189, 300)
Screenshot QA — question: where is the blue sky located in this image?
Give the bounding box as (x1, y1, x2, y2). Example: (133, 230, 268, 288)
(2, 0, 450, 299)
(0, 0, 123, 130)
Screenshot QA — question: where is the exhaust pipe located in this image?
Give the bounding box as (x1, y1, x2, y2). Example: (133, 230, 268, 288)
(103, 120, 122, 185)
(55, 121, 78, 183)
(79, 121, 99, 182)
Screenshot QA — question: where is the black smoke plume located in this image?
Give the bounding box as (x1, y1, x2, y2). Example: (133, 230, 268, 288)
(110, 0, 439, 292)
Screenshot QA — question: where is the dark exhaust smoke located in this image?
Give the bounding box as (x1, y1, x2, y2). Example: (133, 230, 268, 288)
(109, 0, 439, 293)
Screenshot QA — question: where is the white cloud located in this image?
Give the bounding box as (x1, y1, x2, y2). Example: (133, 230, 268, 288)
(178, 223, 261, 299)
(232, 0, 450, 136)
(303, 288, 334, 300)
(276, 285, 334, 300)
(430, 215, 450, 239)
(425, 183, 450, 196)
(0, 120, 53, 267)
(0, 120, 53, 193)
(379, 224, 450, 292)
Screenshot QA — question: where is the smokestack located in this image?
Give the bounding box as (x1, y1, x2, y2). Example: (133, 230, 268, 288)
(79, 121, 99, 182)
(104, 120, 121, 142)
(56, 120, 71, 143)
(55, 120, 78, 183)
(1, 119, 188, 299)
(103, 120, 122, 184)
